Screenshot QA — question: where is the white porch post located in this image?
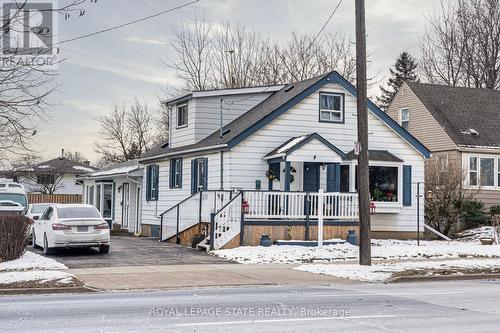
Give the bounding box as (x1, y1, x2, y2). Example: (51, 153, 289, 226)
(317, 189, 324, 248)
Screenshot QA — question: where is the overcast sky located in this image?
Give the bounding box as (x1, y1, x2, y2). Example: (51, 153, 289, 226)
(35, 0, 443, 162)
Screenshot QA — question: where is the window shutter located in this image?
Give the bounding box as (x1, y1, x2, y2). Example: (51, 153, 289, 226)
(169, 160, 174, 189)
(203, 158, 208, 190)
(178, 158, 183, 188)
(146, 165, 151, 201)
(191, 159, 197, 194)
(403, 165, 412, 206)
(154, 165, 159, 200)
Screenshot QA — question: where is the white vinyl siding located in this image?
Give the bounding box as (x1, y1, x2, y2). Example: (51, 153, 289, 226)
(169, 93, 273, 149)
(226, 82, 425, 232)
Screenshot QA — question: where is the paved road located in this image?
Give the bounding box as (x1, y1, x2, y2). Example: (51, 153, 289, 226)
(1, 280, 499, 332)
(32, 235, 227, 268)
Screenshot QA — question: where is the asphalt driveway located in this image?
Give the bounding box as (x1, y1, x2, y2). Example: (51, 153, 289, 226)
(33, 235, 228, 269)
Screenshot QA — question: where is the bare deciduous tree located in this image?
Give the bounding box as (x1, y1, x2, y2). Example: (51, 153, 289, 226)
(425, 157, 478, 237)
(95, 100, 162, 166)
(166, 18, 358, 90)
(422, 0, 500, 89)
(0, 1, 96, 159)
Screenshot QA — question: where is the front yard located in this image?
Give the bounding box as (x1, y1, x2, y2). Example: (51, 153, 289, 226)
(0, 251, 80, 289)
(212, 227, 500, 282)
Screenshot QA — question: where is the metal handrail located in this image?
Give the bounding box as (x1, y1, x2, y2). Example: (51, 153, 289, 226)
(158, 190, 233, 217)
(213, 191, 242, 216)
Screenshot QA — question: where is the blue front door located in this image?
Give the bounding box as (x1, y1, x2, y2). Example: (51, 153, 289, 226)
(303, 163, 320, 192)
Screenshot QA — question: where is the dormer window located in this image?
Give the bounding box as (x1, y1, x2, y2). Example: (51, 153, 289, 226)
(177, 103, 188, 128)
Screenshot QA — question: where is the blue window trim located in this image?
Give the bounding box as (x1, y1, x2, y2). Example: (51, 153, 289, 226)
(191, 158, 208, 194)
(318, 91, 345, 124)
(226, 71, 430, 158)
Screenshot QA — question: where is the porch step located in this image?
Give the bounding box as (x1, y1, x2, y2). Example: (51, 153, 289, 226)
(196, 240, 210, 252)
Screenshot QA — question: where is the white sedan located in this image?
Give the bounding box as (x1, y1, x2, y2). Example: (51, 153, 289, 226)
(32, 204, 110, 255)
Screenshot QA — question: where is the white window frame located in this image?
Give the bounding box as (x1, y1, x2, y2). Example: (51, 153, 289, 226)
(172, 158, 182, 188)
(319, 92, 344, 123)
(399, 107, 409, 130)
(176, 103, 188, 128)
(465, 153, 500, 190)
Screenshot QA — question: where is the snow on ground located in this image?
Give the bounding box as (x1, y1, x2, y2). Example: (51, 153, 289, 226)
(455, 226, 497, 242)
(295, 259, 500, 283)
(212, 239, 500, 264)
(0, 271, 75, 285)
(0, 251, 75, 288)
(0, 251, 67, 272)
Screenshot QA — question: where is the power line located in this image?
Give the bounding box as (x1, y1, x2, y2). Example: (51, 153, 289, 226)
(224, 0, 343, 108)
(51, 0, 199, 46)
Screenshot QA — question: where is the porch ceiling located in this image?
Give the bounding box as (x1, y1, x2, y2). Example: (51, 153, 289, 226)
(263, 133, 345, 163)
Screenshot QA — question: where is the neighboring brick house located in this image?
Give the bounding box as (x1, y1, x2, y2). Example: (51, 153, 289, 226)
(387, 82, 500, 208)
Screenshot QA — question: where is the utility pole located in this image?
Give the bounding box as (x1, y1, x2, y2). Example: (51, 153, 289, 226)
(355, 0, 371, 266)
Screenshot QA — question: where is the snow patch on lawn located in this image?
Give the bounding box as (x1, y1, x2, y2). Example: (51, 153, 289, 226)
(0, 270, 75, 285)
(213, 239, 500, 264)
(295, 259, 500, 283)
(0, 251, 67, 272)
(0, 251, 74, 288)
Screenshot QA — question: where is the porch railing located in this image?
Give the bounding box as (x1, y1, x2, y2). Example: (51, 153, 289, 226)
(159, 190, 233, 242)
(209, 192, 243, 250)
(244, 191, 358, 220)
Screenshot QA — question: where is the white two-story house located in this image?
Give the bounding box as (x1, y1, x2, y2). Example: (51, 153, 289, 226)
(138, 71, 430, 250)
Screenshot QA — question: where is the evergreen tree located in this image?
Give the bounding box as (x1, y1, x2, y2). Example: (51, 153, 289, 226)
(377, 52, 419, 111)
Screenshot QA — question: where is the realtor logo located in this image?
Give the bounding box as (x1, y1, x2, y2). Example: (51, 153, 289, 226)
(1, 0, 58, 68)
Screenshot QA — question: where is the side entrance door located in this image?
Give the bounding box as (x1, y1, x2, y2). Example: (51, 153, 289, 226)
(121, 183, 129, 228)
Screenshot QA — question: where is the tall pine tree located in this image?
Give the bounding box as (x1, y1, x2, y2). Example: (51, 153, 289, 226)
(377, 52, 419, 111)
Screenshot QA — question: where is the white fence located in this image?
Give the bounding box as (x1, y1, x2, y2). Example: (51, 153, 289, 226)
(244, 191, 359, 220)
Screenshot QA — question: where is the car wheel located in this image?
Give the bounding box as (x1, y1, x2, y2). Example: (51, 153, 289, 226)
(43, 234, 53, 255)
(99, 245, 110, 254)
(32, 231, 40, 249)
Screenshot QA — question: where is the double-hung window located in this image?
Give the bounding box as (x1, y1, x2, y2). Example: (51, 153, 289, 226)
(146, 164, 159, 201)
(480, 157, 494, 187)
(469, 156, 478, 186)
(400, 108, 410, 130)
(177, 103, 188, 128)
(170, 158, 183, 188)
(319, 92, 344, 123)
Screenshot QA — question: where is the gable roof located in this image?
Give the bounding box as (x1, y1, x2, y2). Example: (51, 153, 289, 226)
(263, 133, 346, 160)
(141, 71, 430, 161)
(407, 82, 500, 148)
(30, 157, 97, 174)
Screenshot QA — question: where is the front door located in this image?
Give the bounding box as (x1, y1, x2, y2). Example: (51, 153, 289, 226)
(303, 163, 320, 192)
(122, 183, 129, 228)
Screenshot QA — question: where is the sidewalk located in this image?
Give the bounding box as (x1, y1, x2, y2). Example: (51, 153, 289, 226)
(68, 264, 356, 290)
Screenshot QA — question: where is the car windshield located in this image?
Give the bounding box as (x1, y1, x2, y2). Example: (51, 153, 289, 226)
(57, 206, 101, 219)
(31, 205, 51, 214)
(0, 193, 27, 206)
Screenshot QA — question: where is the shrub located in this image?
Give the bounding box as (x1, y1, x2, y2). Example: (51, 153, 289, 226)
(461, 200, 489, 229)
(0, 214, 31, 262)
(490, 205, 500, 216)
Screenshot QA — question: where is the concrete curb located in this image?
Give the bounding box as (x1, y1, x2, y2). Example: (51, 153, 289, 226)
(0, 286, 97, 296)
(387, 273, 500, 283)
